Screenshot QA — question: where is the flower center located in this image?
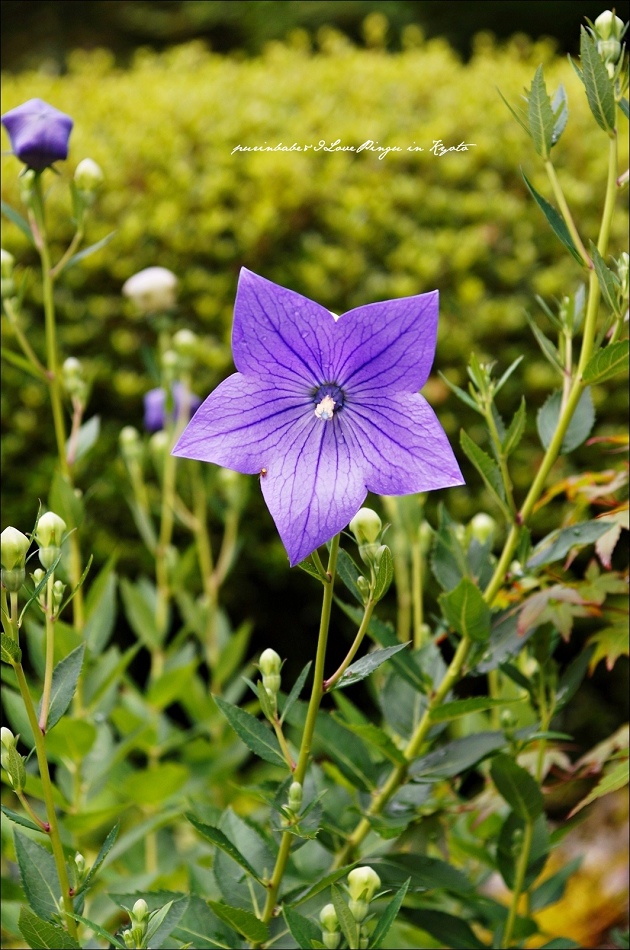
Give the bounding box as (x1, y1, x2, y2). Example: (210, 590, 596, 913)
(313, 383, 345, 421)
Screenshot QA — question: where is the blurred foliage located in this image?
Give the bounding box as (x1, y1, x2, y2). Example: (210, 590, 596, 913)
(1, 27, 628, 655)
(0, 0, 618, 72)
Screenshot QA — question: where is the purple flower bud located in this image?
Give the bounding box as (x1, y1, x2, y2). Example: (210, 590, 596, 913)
(1, 98, 73, 170)
(143, 383, 202, 433)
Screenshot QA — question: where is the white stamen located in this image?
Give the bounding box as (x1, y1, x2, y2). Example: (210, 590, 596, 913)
(314, 395, 336, 421)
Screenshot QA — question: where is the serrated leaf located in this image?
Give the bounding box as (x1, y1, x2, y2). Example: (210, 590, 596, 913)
(331, 884, 359, 950)
(172, 895, 240, 949)
(569, 759, 629, 816)
(14, 831, 60, 922)
(39, 643, 85, 732)
(1, 631, 22, 665)
(335, 548, 365, 604)
(18, 908, 81, 950)
(207, 901, 268, 943)
(439, 577, 492, 642)
(460, 430, 510, 518)
(502, 397, 527, 456)
(297, 555, 326, 582)
(280, 661, 312, 724)
(1, 806, 44, 833)
(590, 243, 622, 316)
(282, 905, 320, 950)
(587, 622, 630, 673)
(372, 545, 394, 602)
(213, 695, 285, 766)
(527, 519, 611, 568)
(370, 878, 410, 949)
(410, 731, 508, 781)
(75, 821, 119, 897)
(187, 815, 263, 883)
(580, 27, 616, 133)
(429, 696, 523, 723)
(491, 754, 544, 819)
(528, 65, 555, 159)
(330, 642, 409, 691)
(537, 387, 595, 454)
(1, 200, 35, 244)
(583, 340, 629, 384)
(551, 84, 568, 145)
(522, 170, 584, 265)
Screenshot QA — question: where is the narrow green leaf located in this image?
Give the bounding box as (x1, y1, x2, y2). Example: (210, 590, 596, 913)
(292, 866, 358, 906)
(526, 315, 563, 371)
(18, 908, 81, 950)
(370, 878, 410, 949)
(589, 242, 622, 316)
(497, 812, 550, 889)
(439, 371, 482, 412)
(256, 679, 276, 723)
(14, 831, 60, 922)
(39, 643, 85, 732)
(503, 397, 527, 456)
(49, 470, 84, 530)
(491, 754, 544, 819)
(569, 759, 629, 815)
(339, 720, 406, 765)
(583, 340, 629, 384)
(460, 430, 510, 518)
(1, 200, 35, 244)
(537, 387, 595, 454)
(120, 577, 161, 648)
(495, 355, 524, 394)
(172, 894, 241, 949)
(1, 347, 47, 379)
(530, 857, 582, 911)
(402, 908, 486, 949)
(283, 905, 321, 950)
(207, 901, 268, 943)
(429, 696, 523, 723)
(331, 885, 359, 950)
(1, 806, 43, 833)
(297, 554, 326, 582)
(539, 940, 581, 949)
(187, 815, 263, 882)
(335, 548, 365, 604)
(1, 631, 22, 665)
(61, 230, 116, 272)
(620, 97, 629, 120)
(280, 660, 312, 724)
(411, 731, 507, 781)
(213, 620, 252, 688)
(373, 853, 473, 893)
(329, 643, 409, 691)
(213, 695, 285, 766)
(439, 577, 492, 642)
(522, 170, 584, 265)
(551, 84, 569, 145)
(75, 821, 120, 897)
(527, 65, 555, 159)
(497, 88, 531, 138)
(66, 414, 100, 463)
(64, 912, 127, 949)
(83, 559, 117, 655)
(527, 519, 611, 568)
(144, 899, 177, 944)
(431, 505, 470, 592)
(580, 27, 616, 133)
(372, 546, 394, 603)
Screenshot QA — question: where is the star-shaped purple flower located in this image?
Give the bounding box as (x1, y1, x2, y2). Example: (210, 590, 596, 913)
(1, 98, 73, 170)
(173, 269, 464, 566)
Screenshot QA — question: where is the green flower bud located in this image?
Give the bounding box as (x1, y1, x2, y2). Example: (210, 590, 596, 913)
(62, 357, 88, 403)
(31, 568, 46, 590)
(323, 934, 341, 950)
(1, 733, 26, 792)
(1, 727, 16, 750)
(617, 251, 629, 300)
(348, 898, 369, 922)
(1, 526, 30, 571)
(469, 513, 496, 546)
(123, 930, 136, 950)
(74, 852, 86, 876)
(350, 508, 382, 545)
(119, 425, 143, 464)
(52, 579, 65, 613)
(259, 648, 282, 677)
(320, 904, 338, 933)
(132, 899, 149, 922)
(359, 937, 369, 950)
(357, 575, 371, 600)
(149, 429, 170, 459)
(74, 157, 104, 192)
(161, 349, 178, 376)
(287, 781, 303, 812)
(173, 328, 198, 359)
(594, 10, 624, 40)
(1, 248, 15, 298)
(35, 512, 66, 549)
(347, 866, 381, 902)
(123, 267, 178, 314)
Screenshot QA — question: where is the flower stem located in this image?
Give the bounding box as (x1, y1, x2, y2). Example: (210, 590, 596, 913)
(2, 297, 48, 378)
(259, 534, 340, 929)
(544, 160, 592, 268)
(39, 573, 55, 733)
(323, 600, 375, 691)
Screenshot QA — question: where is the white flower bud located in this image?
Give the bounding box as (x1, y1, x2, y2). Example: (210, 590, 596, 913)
(350, 508, 382, 545)
(319, 903, 339, 932)
(469, 513, 496, 546)
(594, 10, 624, 40)
(173, 328, 198, 359)
(74, 157, 104, 192)
(1, 248, 14, 280)
(1, 526, 30, 571)
(287, 781, 303, 812)
(122, 267, 178, 314)
(35, 512, 66, 549)
(259, 648, 282, 677)
(132, 898, 149, 922)
(1, 727, 16, 749)
(347, 866, 381, 902)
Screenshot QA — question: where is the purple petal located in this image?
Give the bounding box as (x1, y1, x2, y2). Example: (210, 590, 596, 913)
(172, 372, 308, 473)
(143, 383, 202, 432)
(232, 268, 338, 387)
(332, 291, 439, 394)
(341, 392, 464, 495)
(260, 416, 367, 566)
(1, 98, 73, 170)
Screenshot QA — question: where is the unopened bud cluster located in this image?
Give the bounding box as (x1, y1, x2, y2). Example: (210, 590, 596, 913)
(593, 10, 626, 76)
(320, 903, 340, 949)
(35, 512, 66, 570)
(62, 357, 88, 406)
(122, 898, 150, 949)
(259, 648, 282, 706)
(74, 157, 103, 205)
(347, 865, 381, 922)
(349, 508, 393, 602)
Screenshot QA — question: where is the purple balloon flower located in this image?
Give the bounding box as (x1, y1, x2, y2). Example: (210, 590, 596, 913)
(1, 98, 73, 170)
(173, 269, 464, 566)
(144, 384, 202, 433)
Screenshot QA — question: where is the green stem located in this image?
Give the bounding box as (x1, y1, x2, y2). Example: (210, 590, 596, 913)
(13, 662, 77, 937)
(50, 227, 84, 281)
(485, 404, 517, 516)
(272, 717, 295, 771)
(39, 574, 55, 732)
(259, 535, 340, 930)
(2, 297, 48, 377)
(544, 160, 592, 268)
(411, 535, 425, 647)
(323, 600, 375, 691)
(332, 635, 473, 868)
